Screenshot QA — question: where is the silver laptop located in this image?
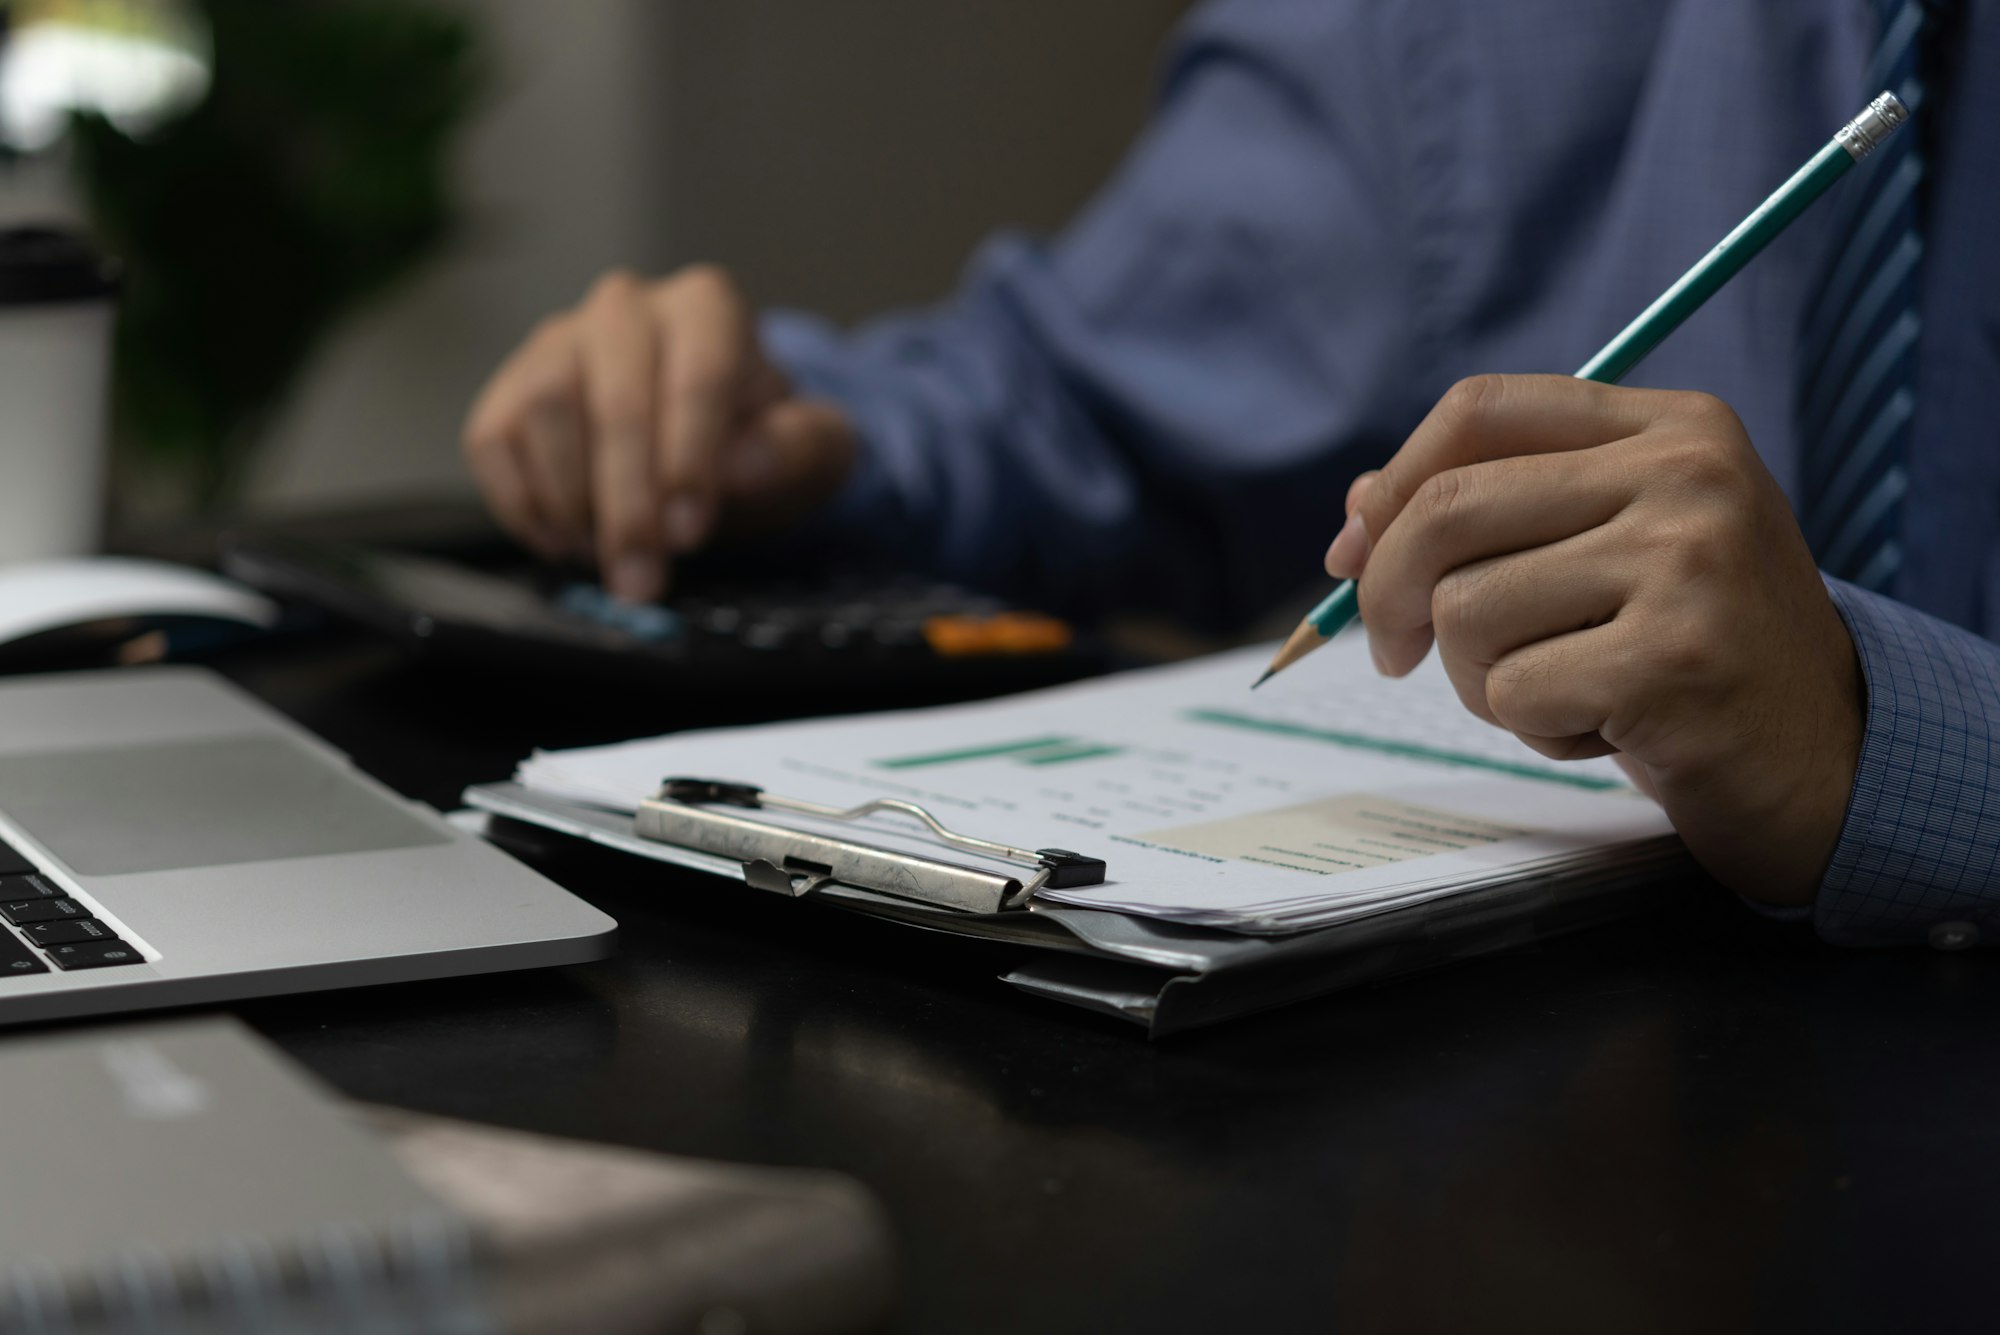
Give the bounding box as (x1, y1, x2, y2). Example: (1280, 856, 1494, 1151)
(0, 667, 615, 1024)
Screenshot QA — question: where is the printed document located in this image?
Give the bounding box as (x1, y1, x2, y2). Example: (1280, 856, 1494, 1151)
(515, 638, 1679, 933)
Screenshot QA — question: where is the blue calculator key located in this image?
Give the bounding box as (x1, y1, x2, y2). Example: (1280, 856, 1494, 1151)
(557, 585, 684, 643)
(556, 583, 614, 620)
(613, 602, 683, 642)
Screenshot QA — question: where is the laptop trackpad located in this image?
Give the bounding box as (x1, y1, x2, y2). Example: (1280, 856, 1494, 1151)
(0, 736, 448, 876)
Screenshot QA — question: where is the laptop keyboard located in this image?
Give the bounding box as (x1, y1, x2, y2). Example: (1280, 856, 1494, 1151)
(0, 840, 144, 975)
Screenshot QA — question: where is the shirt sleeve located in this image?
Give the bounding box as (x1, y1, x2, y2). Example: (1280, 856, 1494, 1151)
(760, 0, 1426, 628)
(757, 0, 1757, 627)
(1817, 579, 2000, 946)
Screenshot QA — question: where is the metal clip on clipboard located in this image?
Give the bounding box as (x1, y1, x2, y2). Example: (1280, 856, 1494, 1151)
(636, 777, 1107, 915)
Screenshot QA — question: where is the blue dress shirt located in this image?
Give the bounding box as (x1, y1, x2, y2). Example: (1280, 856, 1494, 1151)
(761, 0, 2000, 947)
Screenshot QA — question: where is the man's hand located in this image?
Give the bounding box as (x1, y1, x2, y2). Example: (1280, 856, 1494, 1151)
(1323, 374, 1863, 906)
(462, 265, 857, 603)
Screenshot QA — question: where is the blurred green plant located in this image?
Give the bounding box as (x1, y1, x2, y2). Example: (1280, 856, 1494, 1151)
(64, 0, 480, 516)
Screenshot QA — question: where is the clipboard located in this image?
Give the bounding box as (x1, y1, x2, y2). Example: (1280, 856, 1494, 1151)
(636, 777, 1108, 914)
(463, 777, 1686, 1036)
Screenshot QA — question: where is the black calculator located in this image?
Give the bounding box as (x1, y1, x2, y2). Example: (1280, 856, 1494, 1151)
(221, 533, 1095, 699)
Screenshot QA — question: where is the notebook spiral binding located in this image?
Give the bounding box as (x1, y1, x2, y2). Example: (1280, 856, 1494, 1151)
(0, 1212, 492, 1335)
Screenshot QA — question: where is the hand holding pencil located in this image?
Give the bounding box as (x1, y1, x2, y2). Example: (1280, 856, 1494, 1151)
(1255, 93, 1911, 906)
(1259, 91, 1908, 690)
(1324, 375, 1862, 906)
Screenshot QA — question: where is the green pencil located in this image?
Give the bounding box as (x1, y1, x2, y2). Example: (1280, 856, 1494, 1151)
(1255, 90, 1910, 689)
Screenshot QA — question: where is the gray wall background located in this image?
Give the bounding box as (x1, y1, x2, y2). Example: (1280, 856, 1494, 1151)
(249, 0, 1194, 512)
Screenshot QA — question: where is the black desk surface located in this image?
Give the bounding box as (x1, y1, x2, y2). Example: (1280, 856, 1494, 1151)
(193, 634, 1993, 1334)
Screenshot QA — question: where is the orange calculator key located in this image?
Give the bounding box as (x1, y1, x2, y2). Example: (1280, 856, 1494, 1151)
(922, 612, 1074, 657)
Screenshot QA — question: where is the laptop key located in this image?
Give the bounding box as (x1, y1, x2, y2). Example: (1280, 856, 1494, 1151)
(23, 919, 116, 946)
(45, 941, 143, 970)
(0, 928, 48, 976)
(0, 874, 62, 901)
(0, 841, 30, 877)
(1, 898, 85, 926)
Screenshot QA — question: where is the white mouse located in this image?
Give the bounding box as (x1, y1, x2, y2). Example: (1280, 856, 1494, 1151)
(0, 557, 278, 655)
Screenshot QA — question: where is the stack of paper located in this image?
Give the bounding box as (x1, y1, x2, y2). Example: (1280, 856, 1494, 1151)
(514, 638, 1681, 934)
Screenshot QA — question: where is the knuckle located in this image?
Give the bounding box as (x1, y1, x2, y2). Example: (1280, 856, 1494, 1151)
(1657, 436, 1737, 500)
(502, 318, 579, 384)
(1680, 390, 1743, 435)
(529, 312, 576, 347)
(591, 386, 651, 432)
(1485, 652, 1547, 715)
(1653, 399, 1753, 488)
(1632, 508, 1709, 568)
(463, 393, 524, 458)
(587, 267, 645, 304)
(522, 393, 579, 438)
(1430, 569, 1479, 643)
(1410, 468, 1474, 537)
(1651, 623, 1716, 680)
(676, 261, 741, 300)
(1441, 373, 1507, 426)
(1633, 501, 1738, 588)
(1484, 662, 1523, 722)
(1670, 519, 1729, 583)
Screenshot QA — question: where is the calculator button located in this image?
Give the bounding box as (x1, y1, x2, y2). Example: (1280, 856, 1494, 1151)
(23, 919, 116, 946)
(922, 612, 1074, 657)
(45, 941, 143, 970)
(1, 898, 85, 926)
(612, 603, 683, 643)
(741, 621, 794, 651)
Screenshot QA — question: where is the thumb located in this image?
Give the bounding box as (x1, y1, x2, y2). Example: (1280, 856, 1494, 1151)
(717, 399, 858, 533)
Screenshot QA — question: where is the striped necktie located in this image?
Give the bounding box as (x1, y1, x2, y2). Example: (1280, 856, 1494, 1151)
(1796, 0, 1931, 592)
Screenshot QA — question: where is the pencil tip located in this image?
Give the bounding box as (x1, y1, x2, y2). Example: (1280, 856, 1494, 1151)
(1251, 669, 1275, 690)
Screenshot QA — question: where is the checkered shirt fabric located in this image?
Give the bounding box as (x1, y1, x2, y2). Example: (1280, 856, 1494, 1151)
(1819, 579, 2000, 944)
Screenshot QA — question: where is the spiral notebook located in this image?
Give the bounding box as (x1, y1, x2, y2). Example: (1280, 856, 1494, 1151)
(0, 1017, 894, 1334)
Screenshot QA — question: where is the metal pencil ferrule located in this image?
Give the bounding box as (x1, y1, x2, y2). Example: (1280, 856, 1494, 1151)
(1835, 91, 1909, 161)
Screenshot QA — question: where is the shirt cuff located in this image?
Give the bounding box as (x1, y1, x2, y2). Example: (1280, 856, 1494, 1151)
(1817, 580, 2000, 948)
